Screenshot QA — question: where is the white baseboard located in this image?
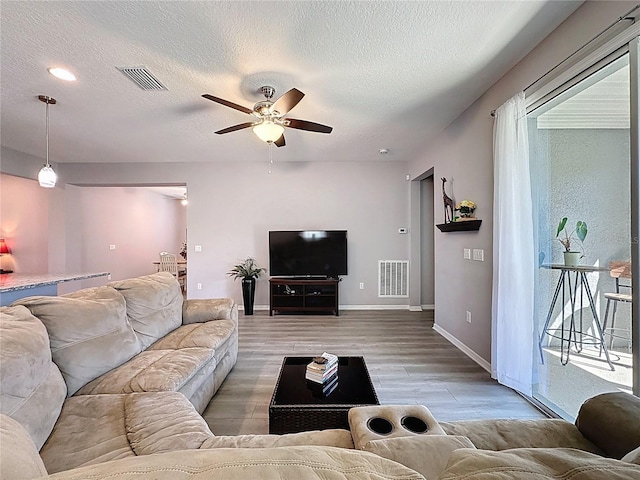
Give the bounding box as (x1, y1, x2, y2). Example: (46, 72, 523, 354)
(341, 304, 410, 310)
(432, 323, 491, 373)
(239, 304, 417, 311)
(421, 304, 435, 310)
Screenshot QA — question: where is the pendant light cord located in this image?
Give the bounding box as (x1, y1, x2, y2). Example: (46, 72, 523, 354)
(45, 100, 50, 167)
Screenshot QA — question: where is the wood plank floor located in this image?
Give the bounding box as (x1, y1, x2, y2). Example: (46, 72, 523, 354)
(202, 310, 545, 435)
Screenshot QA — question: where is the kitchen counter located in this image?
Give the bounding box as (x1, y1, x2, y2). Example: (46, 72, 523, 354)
(0, 272, 110, 306)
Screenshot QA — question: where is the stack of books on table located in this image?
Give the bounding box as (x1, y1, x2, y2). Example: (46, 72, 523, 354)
(308, 372, 339, 397)
(305, 352, 338, 384)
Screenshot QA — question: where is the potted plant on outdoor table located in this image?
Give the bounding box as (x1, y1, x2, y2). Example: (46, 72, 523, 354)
(556, 217, 588, 266)
(227, 257, 266, 315)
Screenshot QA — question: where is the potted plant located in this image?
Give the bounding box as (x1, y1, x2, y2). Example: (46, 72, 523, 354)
(556, 217, 588, 266)
(227, 257, 266, 315)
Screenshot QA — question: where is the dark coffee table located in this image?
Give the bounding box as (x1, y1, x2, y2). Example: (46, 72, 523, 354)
(269, 356, 379, 434)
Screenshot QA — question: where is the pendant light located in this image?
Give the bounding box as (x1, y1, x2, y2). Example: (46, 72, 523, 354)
(37, 95, 58, 188)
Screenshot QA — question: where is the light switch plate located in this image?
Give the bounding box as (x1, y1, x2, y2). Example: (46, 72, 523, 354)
(463, 248, 471, 260)
(194, 245, 202, 252)
(473, 249, 484, 261)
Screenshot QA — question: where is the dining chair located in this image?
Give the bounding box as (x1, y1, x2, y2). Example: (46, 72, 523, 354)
(159, 252, 185, 292)
(602, 261, 632, 350)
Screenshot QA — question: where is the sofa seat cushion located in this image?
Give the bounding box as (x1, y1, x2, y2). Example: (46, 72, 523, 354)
(108, 272, 183, 350)
(0, 306, 67, 450)
(45, 446, 426, 480)
(13, 286, 141, 395)
(148, 320, 236, 351)
(440, 419, 603, 455)
(362, 435, 476, 480)
(40, 392, 213, 474)
(75, 348, 215, 395)
(439, 447, 640, 480)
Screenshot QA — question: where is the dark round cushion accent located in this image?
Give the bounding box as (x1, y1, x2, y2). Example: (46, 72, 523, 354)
(575, 392, 640, 459)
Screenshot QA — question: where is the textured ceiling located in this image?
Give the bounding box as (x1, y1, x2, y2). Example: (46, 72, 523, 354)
(1, 1, 581, 165)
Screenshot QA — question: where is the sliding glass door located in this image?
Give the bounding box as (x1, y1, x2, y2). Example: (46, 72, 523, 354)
(528, 53, 635, 419)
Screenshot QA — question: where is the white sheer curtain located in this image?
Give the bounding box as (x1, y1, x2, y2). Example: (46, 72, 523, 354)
(491, 92, 535, 395)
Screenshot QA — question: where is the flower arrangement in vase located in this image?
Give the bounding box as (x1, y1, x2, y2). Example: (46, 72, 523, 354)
(455, 200, 477, 221)
(556, 217, 588, 266)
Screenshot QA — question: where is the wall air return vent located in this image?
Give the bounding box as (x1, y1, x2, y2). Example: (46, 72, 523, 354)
(378, 260, 409, 298)
(117, 66, 168, 91)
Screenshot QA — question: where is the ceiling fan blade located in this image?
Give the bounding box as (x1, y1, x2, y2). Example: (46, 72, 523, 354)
(285, 118, 333, 134)
(274, 134, 286, 147)
(215, 122, 255, 134)
(202, 94, 253, 115)
(271, 88, 304, 115)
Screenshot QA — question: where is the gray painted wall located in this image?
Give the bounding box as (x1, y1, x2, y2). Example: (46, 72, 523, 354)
(51, 160, 412, 309)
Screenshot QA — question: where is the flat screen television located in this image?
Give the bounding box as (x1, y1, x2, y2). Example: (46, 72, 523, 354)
(269, 230, 348, 278)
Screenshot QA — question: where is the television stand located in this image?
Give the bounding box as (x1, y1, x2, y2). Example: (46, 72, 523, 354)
(269, 277, 340, 316)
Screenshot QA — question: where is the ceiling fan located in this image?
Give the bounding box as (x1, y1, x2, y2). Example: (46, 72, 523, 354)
(202, 86, 333, 147)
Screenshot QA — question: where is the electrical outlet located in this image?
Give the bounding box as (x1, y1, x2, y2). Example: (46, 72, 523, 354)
(473, 249, 484, 261)
(197, 283, 202, 290)
(107, 274, 112, 280)
(195, 245, 202, 252)
(466, 311, 472, 323)
(463, 248, 471, 260)
(359, 282, 364, 289)
(109, 244, 116, 250)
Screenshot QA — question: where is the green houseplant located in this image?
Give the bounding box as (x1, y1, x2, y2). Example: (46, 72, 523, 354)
(227, 257, 266, 315)
(556, 217, 588, 266)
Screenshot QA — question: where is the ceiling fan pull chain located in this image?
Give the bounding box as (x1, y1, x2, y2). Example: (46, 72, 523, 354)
(268, 142, 273, 174)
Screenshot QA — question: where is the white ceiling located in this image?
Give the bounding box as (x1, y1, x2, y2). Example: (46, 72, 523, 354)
(1, 1, 582, 166)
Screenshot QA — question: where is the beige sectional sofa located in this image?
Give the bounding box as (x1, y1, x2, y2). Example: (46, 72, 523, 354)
(1, 271, 639, 479)
(0, 272, 353, 476)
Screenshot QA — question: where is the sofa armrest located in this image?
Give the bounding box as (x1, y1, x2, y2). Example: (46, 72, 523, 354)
(575, 392, 640, 459)
(182, 298, 238, 325)
(199, 429, 354, 449)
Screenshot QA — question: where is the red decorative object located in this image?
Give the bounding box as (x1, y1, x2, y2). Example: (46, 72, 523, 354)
(0, 239, 10, 255)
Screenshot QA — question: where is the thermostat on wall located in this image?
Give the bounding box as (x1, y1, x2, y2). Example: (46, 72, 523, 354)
(398, 228, 408, 234)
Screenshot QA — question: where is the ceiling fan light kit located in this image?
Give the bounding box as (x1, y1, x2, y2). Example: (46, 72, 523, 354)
(253, 121, 285, 143)
(202, 85, 332, 148)
(37, 95, 58, 188)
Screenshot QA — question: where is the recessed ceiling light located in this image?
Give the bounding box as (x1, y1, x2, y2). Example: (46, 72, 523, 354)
(379, 148, 389, 154)
(48, 67, 76, 82)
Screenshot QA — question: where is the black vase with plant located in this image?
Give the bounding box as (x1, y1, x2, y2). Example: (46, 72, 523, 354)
(227, 257, 266, 315)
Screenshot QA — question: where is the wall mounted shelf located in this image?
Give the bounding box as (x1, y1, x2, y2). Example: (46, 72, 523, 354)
(436, 219, 482, 232)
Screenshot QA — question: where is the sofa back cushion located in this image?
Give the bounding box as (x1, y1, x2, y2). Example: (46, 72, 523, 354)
(0, 414, 48, 480)
(0, 306, 67, 449)
(108, 272, 183, 349)
(14, 286, 142, 396)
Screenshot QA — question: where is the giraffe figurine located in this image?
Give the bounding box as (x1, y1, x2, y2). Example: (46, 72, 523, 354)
(441, 177, 455, 224)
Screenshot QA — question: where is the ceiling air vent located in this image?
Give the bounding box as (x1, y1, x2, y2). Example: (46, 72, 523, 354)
(116, 66, 168, 91)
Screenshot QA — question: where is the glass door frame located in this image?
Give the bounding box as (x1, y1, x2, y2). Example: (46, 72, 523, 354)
(630, 37, 639, 395)
(526, 32, 640, 401)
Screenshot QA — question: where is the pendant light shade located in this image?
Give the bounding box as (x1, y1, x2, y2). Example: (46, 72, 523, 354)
(38, 165, 57, 188)
(38, 95, 58, 188)
(253, 120, 284, 143)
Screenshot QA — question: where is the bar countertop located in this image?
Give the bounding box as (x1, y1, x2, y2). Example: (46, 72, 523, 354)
(0, 272, 110, 293)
